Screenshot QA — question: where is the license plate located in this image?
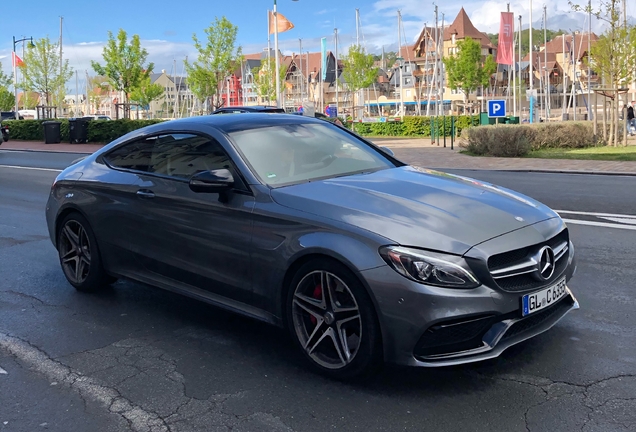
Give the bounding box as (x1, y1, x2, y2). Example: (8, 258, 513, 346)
(522, 278, 568, 316)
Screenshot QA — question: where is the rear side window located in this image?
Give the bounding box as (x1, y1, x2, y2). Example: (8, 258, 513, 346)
(104, 133, 245, 189)
(103, 139, 154, 172)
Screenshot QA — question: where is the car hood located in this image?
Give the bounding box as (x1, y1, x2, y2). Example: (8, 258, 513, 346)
(270, 166, 559, 254)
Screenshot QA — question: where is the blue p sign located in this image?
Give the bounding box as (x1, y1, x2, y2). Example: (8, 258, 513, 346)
(488, 100, 506, 118)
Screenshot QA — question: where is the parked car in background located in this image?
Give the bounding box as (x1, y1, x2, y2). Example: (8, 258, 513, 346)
(1, 111, 24, 121)
(211, 106, 285, 115)
(83, 115, 112, 121)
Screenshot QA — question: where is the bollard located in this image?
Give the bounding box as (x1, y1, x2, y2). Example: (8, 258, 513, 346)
(443, 115, 446, 147)
(430, 117, 435, 145)
(436, 116, 440, 146)
(451, 116, 455, 150)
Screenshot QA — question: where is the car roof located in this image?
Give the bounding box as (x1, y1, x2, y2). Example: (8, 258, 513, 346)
(150, 113, 325, 134)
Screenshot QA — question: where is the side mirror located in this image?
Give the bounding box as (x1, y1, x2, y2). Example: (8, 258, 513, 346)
(380, 146, 395, 157)
(189, 169, 234, 193)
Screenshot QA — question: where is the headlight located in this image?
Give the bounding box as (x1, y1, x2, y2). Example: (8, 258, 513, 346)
(379, 246, 480, 289)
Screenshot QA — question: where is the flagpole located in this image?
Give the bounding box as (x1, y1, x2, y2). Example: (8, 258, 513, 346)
(274, 0, 281, 108)
(12, 37, 18, 114)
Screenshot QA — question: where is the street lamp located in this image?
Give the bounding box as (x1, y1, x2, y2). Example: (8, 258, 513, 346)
(273, 0, 299, 108)
(12, 36, 35, 114)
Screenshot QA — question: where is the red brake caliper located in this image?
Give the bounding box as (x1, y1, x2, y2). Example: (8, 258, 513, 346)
(310, 284, 322, 325)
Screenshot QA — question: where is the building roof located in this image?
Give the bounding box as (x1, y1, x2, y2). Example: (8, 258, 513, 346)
(444, 8, 494, 48)
(541, 33, 599, 60)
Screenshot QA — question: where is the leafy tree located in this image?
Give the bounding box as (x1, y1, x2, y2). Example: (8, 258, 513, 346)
(0, 62, 10, 88)
(444, 37, 498, 102)
(185, 17, 242, 113)
(341, 45, 378, 119)
(571, 0, 636, 146)
(0, 62, 13, 111)
(19, 37, 72, 107)
(372, 51, 397, 69)
(86, 75, 109, 114)
(130, 75, 164, 116)
(0, 88, 13, 111)
(92, 29, 154, 118)
(252, 58, 288, 104)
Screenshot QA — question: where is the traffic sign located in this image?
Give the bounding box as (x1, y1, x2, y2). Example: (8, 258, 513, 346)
(487, 100, 506, 118)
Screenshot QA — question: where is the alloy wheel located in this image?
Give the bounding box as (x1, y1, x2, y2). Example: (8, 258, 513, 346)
(59, 220, 92, 284)
(291, 270, 362, 370)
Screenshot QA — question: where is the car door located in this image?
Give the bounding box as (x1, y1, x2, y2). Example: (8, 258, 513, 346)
(128, 133, 256, 305)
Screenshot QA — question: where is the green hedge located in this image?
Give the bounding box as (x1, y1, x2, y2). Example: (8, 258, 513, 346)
(461, 122, 605, 157)
(349, 115, 480, 137)
(4, 119, 164, 143)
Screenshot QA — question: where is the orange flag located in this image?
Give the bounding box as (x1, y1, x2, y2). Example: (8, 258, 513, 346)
(268, 10, 294, 34)
(12, 52, 24, 68)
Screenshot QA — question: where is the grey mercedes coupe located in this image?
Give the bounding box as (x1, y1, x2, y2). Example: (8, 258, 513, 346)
(46, 114, 578, 379)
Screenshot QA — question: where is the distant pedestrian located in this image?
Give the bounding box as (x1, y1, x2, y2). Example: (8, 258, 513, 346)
(628, 102, 635, 136)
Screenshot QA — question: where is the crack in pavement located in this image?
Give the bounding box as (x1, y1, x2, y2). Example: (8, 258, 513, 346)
(475, 372, 636, 432)
(0, 331, 170, 432)
(0, 332, 296, 432)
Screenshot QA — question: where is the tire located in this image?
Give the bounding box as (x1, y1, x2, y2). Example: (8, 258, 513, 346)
(286, 258, 383, 380)
(56, 212, 114, 292)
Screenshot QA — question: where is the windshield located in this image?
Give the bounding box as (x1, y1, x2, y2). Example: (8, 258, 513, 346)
(228, 122, 396, 186)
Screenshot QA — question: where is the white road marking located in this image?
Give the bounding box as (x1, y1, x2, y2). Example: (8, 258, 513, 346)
(0, 366, 7, 374)
(556, 210, 636, 219)
(561, 218, 636, 231)
(0, 332, 169, 432)
(598, 216, 636, 225)
(0, 165, 62, 172)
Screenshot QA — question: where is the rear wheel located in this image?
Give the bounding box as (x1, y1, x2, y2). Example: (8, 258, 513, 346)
(286, 258, 383, 380)
(57, 212, 114, 291)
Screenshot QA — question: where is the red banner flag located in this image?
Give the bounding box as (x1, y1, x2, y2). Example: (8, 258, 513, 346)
(12, 52, 24, 68)
(496, 12, 514, 65)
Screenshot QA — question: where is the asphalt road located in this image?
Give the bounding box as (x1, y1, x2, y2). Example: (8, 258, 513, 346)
(1, 149, 635, 432)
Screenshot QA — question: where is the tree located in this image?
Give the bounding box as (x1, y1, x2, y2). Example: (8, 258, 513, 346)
(130, 75, 164, 117)
(341, 45, 378, 119)
(252, 58, 288, 104)
(571, 0, 636, 146)
(185, 17, 242, 113)
(18, 37, 72, 107)
(0, 62, 13, 111)
(92, 29, 154, 118)
(372, 51, 397, 69)
(444, 37, 498, 102)
(86, 75, 109, 114)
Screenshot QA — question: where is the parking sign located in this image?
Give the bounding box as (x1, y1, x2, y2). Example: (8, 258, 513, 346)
(487, 100, 506, 118)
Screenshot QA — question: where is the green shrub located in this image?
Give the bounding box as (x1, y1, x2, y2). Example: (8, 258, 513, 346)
(349, 115, 479, 137)
(462, 125, 533, 157)
(4, 118, 164, 143)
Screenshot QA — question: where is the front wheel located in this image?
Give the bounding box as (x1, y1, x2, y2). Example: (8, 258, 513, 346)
(57, 212, 114, 292)
(286, 258, 383, 380)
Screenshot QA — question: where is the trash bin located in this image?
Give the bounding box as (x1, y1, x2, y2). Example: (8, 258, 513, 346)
(562, 113, 569, 121)
(42, 121, 61, 144)
(69, 118, 90, 143)
(509, 116, 520, 124)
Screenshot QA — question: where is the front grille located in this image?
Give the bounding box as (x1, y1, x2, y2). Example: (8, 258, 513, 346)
(488, 229, 570, 293)
(502, 296, 573, 341)
(414, 315, 495, 358)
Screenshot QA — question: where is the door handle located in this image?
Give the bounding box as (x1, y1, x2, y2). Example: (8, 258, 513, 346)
(136, 189, 155, 198)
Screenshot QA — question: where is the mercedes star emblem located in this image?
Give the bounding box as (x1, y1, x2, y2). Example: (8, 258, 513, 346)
(537, 246, 556, 281)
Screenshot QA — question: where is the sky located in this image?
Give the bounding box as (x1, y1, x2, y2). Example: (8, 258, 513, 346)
(1, 0, 635, 91)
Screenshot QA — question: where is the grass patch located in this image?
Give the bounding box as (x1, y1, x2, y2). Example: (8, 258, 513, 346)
(526, 146, 636, 161)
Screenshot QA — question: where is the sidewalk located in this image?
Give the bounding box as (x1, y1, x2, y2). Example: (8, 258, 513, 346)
(3, 139, 636, 176)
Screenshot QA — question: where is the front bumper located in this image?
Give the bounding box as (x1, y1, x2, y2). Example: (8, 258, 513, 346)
(362, 220, 578, 367)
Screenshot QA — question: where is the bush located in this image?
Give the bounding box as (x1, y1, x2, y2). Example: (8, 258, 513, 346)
(462, 125, 533, 157)
(461, 122, 604, 157)
(530, 122, 603, 149)
(4, 118, 164, 143)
